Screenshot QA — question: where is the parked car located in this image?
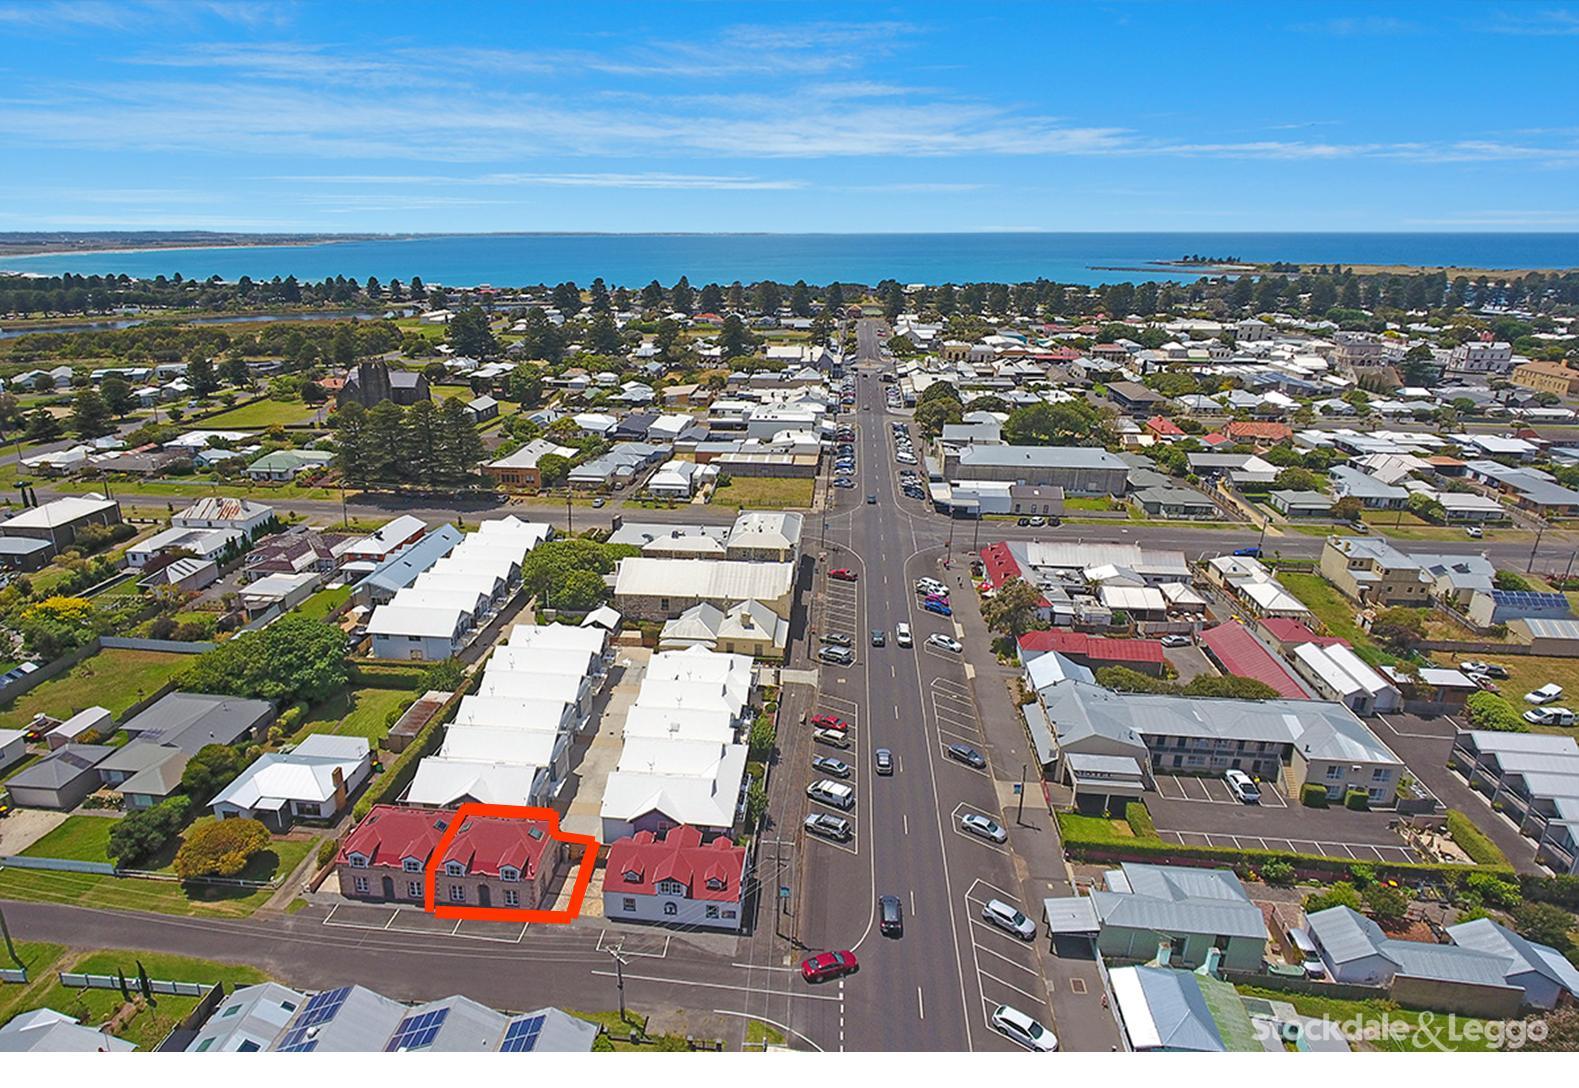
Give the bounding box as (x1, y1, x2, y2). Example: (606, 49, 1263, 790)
(923, 598, 953, 617)
(817, 646, 855, 666)
(895, 622, 913, 647)
(1526, 683, 1565, 705)
(834, 478, 856, 489)
(828, 568, 858, 582)
(1466, 526, 1483, 538)
(820, 632, 853, 647)
(1017, 517, 1030, 527)
(990, 1005, 1058, 1051)
(807, 779, 856, 811)
(915, 578, 948, 596)
(927, 633, 964, 653)
(1160, 634, 1191, 648)
(813, 728, 851, 749)
(961, 811, 1007, 843)
(1027, 516, 1047, 527)
(1224, 768, 1261, 804)
(801, 950, 859, 983)
(810, 712, 850, 731)
(1524, 706, 1575, 727)
(981, 898, 1036, 940)
(1232, 546, 1262, 558)
(879, 894, 904, 937)
(874, 748, 894, 775)
(812, 755, 852, 778)
(1460, 660, 1510, 679)
(947, 743, 987, 769)
(591, 497, 605, 508)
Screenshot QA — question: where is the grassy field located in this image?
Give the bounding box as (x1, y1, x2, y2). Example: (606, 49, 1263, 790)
(1236, 986, 1496, 1052)
(21, 814, 118, 863)
(0, 836, 314, 917)
(1429, 650, 1579, 724)
(54, 477, 342, 501)
(294, 686, 415, 742)
(3, 949, 270, 1050)
(709, 476, 814, 509)
(1065, 496, 1117, 511)
(197, 398, 320, 429)
(0, 941, 70, 1024)
(0, 648, 193, 729)
(1277, 572, 1399, 666)
(296, 584, 352, 621)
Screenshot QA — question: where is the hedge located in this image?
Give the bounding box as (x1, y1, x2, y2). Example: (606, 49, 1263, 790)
(1124, 801, 1156, 839)
(1521, 874, 1579, 910)
(348, 660, 430, 690)
(1301, 783, 1329, 808)
(1464, 691, 1528, 733)
(1446, 809, 1510, 868)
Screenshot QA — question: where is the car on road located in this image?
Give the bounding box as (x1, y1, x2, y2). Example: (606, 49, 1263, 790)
(866, 494, 877, 504)
(801, 949, 859, 983)
(922, 598, 953, 617)
(1232, 546, 1262, 558)
(820, 632, 853, 647)
(981, 898, 1036, 940)
(895, 622, 913, 647)
(591, 497, 605, 508)
(1224, 768, 1261, 804)
(810, 712, 850, 731)
(960, 811, 1007, 843)
(807, 779, 855, 811)
(947, 743, 988, 770)
(803, 812, 853, 842)
(1524, 706, 1575, 727)
(1160, 634, 1192, 648)
(879, 895, 904, 937)
(813, 728, 851, 749)
(927, 633, 963, 653)
(1460, 660, 1510, 679)
(828, 568, 858, 582)
(874, 748, 894, 775)
(812, 755, 852, 778)
(870, 628, 886, 647)
(990, 1005, 1057, 1051)
(1526, 683, 1565, 705)
(817, 646, 855, 666)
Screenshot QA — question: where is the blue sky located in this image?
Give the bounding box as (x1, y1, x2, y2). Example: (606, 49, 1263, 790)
(1, 0, 1577, 233)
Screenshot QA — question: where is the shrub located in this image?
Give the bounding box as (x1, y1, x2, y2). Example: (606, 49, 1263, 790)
(317, 836, 341, 869)
(747, 713, 776, 760)
(1348, 864, 1377, 888)
(173, 817, 271, 880)
(107, 795, 192, 867)
(1344, 787, 1370, 810)
(1301, 783, 1330, 808)
(1465, 691, 1528, 733)
(1521, 874, 1579, 911)
(1465, 871, 1523, 910)
(1261, 859, 1296, 885)
(420, 657, 466, 693)
(1513, 901, 1578, 954)
(1304, 881, 1362, 914)
(1124, 801, 1157, 840)
(1362, 882, 1410, 924)
(1447, 810, 1510, 868)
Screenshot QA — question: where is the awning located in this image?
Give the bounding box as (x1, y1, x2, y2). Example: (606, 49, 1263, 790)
(1042, 896, 1100, 935)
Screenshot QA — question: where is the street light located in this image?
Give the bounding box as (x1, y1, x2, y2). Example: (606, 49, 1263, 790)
(605, 945, 630, 1024)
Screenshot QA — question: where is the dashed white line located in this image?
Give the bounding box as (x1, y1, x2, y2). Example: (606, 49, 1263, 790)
(918, 986, 926, 1019)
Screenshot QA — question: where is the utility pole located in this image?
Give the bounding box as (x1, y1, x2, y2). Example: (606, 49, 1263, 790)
(1017, 763, 1027, 826)
(1528, 519, 1547, 574)
(0, 905, 21, 969)
(606, 945, 629, 1024)
(565, 490, 574, 537)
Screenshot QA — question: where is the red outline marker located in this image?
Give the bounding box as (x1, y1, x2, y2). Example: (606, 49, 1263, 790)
(423, 803, 599, 924)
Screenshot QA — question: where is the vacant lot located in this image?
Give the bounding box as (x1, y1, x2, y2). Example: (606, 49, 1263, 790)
(0, 648, 193, 729)
(709, 476, 814, 509)
(1277, 572, 1397, 666)
(296, 584, 352, 621)
(20, 813, 118, 863)
(1236, 986, 1495, 1052)
(294, 685, 415, 742)
(1431, 651, 1579, 730)
(198, 398, 319, 429)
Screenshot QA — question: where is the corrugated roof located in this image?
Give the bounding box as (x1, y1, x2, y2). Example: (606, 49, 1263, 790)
(1199, 622, 1308, 699)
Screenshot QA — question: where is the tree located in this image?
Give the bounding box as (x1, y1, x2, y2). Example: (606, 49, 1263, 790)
(70, 389, 113, 437)
(24, 406, 61, 441)
(747, 713, 776, 760)
(179, 615, 348, 706)
(1370, 607, 1428, 652)
(503, 364, 544, 406)
(670, 276, 694, 314)
(745, 777, 768, 828)
(913, 396, 963, 438)
(1362, 882, 1410, 925)
(180, 743, 248, 805)
(100, 374, 134, 417)
(448, 306, 499, 358)
(187, 355, 221, 395)
(1513, 901, 1577, 953)
(1330, 496, 1364, 521)
(1003, 401, 1109, 447)
(107, 796, 192, 867)
(981, 578, 1046, 639)
(1303, 881, 1362, 914)
(718, 314, 754, 359)
(586, 311, 623, 355)
(519, 538, 635, 607)
(173, 817, 271, 880)
(1406, 492, 1445, 523)
(421, 657, 466, 692)
(1274, 467, 1323, 492)
(536, 452, 571, 489)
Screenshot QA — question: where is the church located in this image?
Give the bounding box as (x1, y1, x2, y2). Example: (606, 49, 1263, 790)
(337, 360, 431, 409)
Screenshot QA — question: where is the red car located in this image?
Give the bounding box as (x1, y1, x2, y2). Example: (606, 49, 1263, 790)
(828, 568, 858, 582)
(801, 950, 859, 983)
(810, 713, 849, 732)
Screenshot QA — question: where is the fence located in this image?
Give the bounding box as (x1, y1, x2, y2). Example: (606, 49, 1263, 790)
(0, 967, 27, 984)
(60, 971, 209, 997)
(101, 636, 215, 654)
(1, 854, 281, 888)
(0, 640, 98, 705)
(0, 855, 116, 875)
(1223, 969, 1386, 1002)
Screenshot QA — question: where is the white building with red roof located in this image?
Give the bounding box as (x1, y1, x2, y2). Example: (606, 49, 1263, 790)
(602, 825, 748, 931)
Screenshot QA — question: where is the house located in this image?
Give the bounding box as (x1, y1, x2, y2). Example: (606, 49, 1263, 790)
(0, 536, 55, 571)
(1105, 381, 1170, 416)
(127, 523, 242, 569)
(613, 557, 795, 621)
(483, 438, 579, 492)
(139, 554, 220, 592)
(184, 982, 306, 1052)
(338, 804, 569, 912)
(239, 571, 321, 618)
(1108, 965, 1261, 1053)
(43, 706, 111, 750)
(1089, 863, 1268, 971)
(243, 531, 351, 581)
(1288, 641, 1401, 716)
(600, 737, 749, 842)
(120, 692, 275, 752)
(1319, 536, 1430, 606)
(245, 449, 334, 481)
(352, 523, 463, 606)
(174, 497, 275, 536)
(658, 599, 790, 659)
(211, 735, 372, 830)
(1131, 485, 1216, 520)
(0, 728, 27, 772)
(338, 360, 430, 408)
(1329, 465, 1409, 510)
(1198, 621, 1308, 699)
(1511, 359, 1579, 397)
(96, 742, 190, 809)
(602, 825, 748, 931)
(1269, 490, 1333, 517)
(1008, 485, 1065, 517)
(367, 603, 470, 660)
(465, 394, 499, 423)
(3, 744, 114, 809)
(1447, 917, 1579, 1010)
(1224, 420, 1292, 446)
(1450, 730, 1579, 873)
(340, 515, 427, 567)
(645, 458, 713, 499)
(0, 1008, 136, 1052)
(0, 494, 121, 554)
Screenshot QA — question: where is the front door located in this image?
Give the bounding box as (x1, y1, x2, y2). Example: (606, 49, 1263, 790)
(477, 885, 491, 907)
(381, 876, 394, 900)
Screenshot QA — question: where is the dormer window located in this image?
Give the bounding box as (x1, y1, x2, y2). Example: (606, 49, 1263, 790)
(500, 866, 520, 883)
(348, 854, 368, 868)
(657, 879, 685, 896)
(403, 858, 421, 873)
(445, 861, 464, 877)
(623, 869, 643, 883)
(706, 877, 726, 891)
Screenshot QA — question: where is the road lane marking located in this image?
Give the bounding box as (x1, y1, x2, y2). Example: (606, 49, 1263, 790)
(591, 970, 841, 1003)
(918, 986, 925, 1019)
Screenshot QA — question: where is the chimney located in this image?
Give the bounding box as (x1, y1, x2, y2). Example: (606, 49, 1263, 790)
(1196, 946, 1223, 978)
(1151, 940, 1173, 968)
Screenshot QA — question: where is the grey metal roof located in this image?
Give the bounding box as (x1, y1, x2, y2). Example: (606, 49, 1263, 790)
(7, 744, 114, 789)
(958, 445, 1127, 471)
(1307, 906, 1394, 966)
(187, 982, 306, 1053)
(1042, 896, 1100, 935)
(1448, 918, 1579, 997)
(1089, 861, 1267, 941)
(1514, 617, 1579, 640)
(121, 692, 274, 752)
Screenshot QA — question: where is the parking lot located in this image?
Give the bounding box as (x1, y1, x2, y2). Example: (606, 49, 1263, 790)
(803, 691, 861, 856)
(820, 574, 862, 643)
(1156, 828, 1417, 864)
(962, 878, 1052, 1048)
(1153, 773, 1288, 808)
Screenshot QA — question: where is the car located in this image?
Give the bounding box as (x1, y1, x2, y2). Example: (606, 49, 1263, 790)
(947, 743, 987, 769)
(1160, 634, 1191, 648)
(923, 598, 953, 617)
(1017, 517, 1030, 526)
(1027, 516, 1046, 527)
(817, 646, 855, 666)
(879, 894, 904, 937)
(820, 632, 853, 647)
(927, 633, 963, 653)
(1466, 526, 1484, 538)
(803, 813, 853, 841)
(828, 568, 858, 582)
(896, 453, 916, 464)
(1224, 768, 1261, 804)
(1471, 673, 1500, 693)
(1460, 660, 1510, 679)
(1526, 683, 1565, 705)
(866, 494, 877, 504)
(961, 811, 1007, 842)
(834, 479, 856, 488)
(810, 712, 850, 731)
(895, 622, 913, 647)
(916, 579, 948, 597)
(813, 728, 851, 749)
(801, 950, 858, 983)
(807, 779, 855, 810)
(591, 497, 606, 508)
(990, 1005, 1057, 1052)
(1524, 706, 1576, 727)
(874, 748, 894, 775)
(981, 898, 1036, 940)
(812, 755, 852, 778)
(1232, 546, 1262, 558)
(870, 628, 886, 647)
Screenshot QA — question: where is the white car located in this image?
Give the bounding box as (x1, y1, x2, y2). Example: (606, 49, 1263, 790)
(1523, 706, 1575, 727)
(927, 633, 963, 653)
(991, 1004, 1058, 1051)
(1525, 683, 1565, 705)
(895, 622, 913, 647)
(1224, 768, 1261, 804)
(1160, 634, 1191, 648)
(1465, 526, 1483, 538)
(960, 812, 1007, 843)
(981, 898, 1036, 940)
(915, 578, 948, 597)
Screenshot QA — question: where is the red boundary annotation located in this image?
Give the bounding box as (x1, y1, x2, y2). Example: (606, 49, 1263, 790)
(422, 803, 599, 925)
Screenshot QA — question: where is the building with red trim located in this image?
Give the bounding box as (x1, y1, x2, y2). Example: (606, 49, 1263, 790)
(601, 825, 748, 931)
(336, 804, 567, 911)
(1144, 416, 1184, 440)
(1255, 617, 1350, 655)
(1198, 621, 1308, 700)
(1017, 630, 1168, 677)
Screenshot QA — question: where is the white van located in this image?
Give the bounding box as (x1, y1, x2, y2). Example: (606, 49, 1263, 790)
(807, 779, 855, 811)
(1224, 768, 1261, 804)
(1525, 683, 1565, 705)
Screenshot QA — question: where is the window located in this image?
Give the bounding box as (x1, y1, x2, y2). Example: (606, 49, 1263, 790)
(660, 598, 671, 611)
(448, 884, 465, 903)
(348, 854, 367, 868)
(445, 861, 464, 877)
(504, 889, 520, 907)
(195, 1038, 214, 1052)
(403, 859, 421, 873)
(622, 898, 636, 912)
(500, 867, 520, 883)
(222, 1005, 241, 1018)
(622, 869, 643, 883)
(705, 905, 720, 919)
(706, 877, 725, 891)
(237, 1041, 261, 1053)
(1327, 765, 1344, 780)
(408, 881, 422, 899)
(663, 902, 678, 916)
(1372, 768, 1392, 781)
(353, 876, 368, 894)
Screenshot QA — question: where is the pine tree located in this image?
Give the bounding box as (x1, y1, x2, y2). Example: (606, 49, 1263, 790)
(400, 399, 441, 486)
(437, 397, 483, 485)
(670, 276, 694, 313)
(587, 311, 624, 355)
(363, 400, 405, 482)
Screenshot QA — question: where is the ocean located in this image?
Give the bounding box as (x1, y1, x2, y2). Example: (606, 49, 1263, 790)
(3, 232, 1576, 288)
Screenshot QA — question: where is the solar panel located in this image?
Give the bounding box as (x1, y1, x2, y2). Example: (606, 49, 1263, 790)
(385, 1007, 450, 1051)
(500, 1014, 546, 1052)
(275, 986, 351, 1051)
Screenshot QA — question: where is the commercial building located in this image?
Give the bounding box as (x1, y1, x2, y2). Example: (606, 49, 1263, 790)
(944, 445, 1130, 497)
(601, 825, 748, 931)
(613, 557, 795, 621)
(0, 494, 121, 554)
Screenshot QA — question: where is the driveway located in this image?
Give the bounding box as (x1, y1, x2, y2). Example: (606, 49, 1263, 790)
(0, 809, 66, 855)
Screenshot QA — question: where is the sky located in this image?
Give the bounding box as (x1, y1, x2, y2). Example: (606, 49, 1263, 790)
(1, 0, 1578, 234)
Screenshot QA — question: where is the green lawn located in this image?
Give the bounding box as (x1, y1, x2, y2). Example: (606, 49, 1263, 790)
(1277, 572, 1399, 666)
(1430, 651, 1579, 731)
(1065, 496, 1117, 511)
(21, 814, 118, 863)
(0, 648, 193, 729)
(53, 477, 342, 501)
(196, 398, 320, 429)
(0, 837, 314, 917)
(293, 686, 415, 742)
(295, 584, 352, 621)
(0, 941, 70, 1024)
(1236, 987, 1496, 1052)
(709, 476, 814, 510)
(13, 950, 270, 1050)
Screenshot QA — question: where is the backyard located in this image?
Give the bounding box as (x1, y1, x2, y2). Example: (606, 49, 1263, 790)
(293, 685, 416, 743)
(295, 584, 352, 622)
(0, 648, 194, 730)
(708, 475, 814, 510)
(1236, 986, 1496, 1053)
(1430, 651, 1579, 728)
(1277, 572, 1398, 666)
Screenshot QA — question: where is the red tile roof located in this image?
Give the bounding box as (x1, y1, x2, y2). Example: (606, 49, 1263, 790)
(1198, 622, 1307, 699)
(1225, 421, 1293, 442)
(1201, 432, 1231, 447)
(603, 826, 746, 903)
(978, 542, 1022, 591)
(1257, 617, 1349, 650)
(1145, 416, 1184, 437)
(339, 804, 451, 870)
(441, 813, 553, 878)
(1017, 630, 1165, 665)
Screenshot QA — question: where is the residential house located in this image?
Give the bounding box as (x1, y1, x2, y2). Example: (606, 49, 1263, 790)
(0, 494, 121, 555)
(174, 497, 275, 536)
(239, 571, 321, 618)
(1089, 862, 1268, 971)
(245, 449, 334, 481)
(613, 557, 795, 621)
(601, 825, 748, 931)
(211, 735, 372, 831)
(1318, 536, 1431, 606)
(120, 693, 274, 750)
(658, 599, 789, 659)
(3, 744, 114, 809)
(482, 439, 579, 492)
(0, 1008, 137, 1052)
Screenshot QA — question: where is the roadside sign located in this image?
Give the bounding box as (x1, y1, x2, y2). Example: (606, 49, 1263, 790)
(779, 885, 790, 899)
(1012, 784, 1023, 795)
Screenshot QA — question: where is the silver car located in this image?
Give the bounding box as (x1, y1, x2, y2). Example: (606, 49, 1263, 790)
(960, 811, 1006, 843)
(991, 1004, 1057, 1051)
(981, 898, 1036, 940)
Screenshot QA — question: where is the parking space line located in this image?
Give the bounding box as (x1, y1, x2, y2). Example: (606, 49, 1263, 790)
(976, 968, 1044, 1004)
(938, 727, 983, 746)
(971, 941, 1041, 978)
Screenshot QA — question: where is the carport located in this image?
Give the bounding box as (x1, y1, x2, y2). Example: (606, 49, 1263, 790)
(1042, 896, 1101, 956)
(1065, 753, 1147, 814)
